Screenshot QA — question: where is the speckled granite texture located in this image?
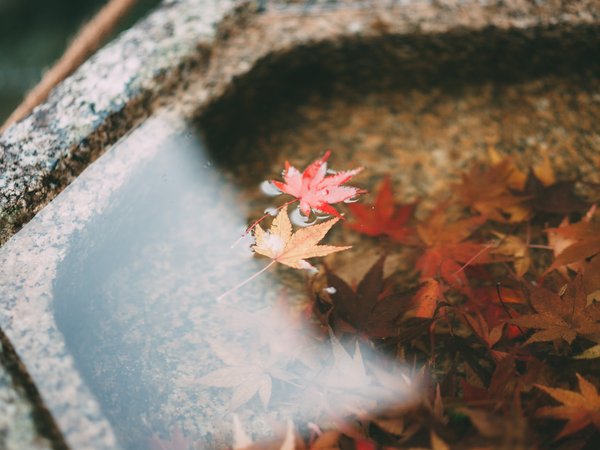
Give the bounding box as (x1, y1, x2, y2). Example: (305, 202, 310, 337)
(0, 0, 599, 449)
(0, 341, 51, 450)
(0, 0, 237, 245)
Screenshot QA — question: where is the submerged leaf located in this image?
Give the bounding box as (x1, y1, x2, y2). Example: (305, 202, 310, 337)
(547, 207, 600, 271)
(454, 159, 529, 222)
(415, 208, 497, 290)
(535, 374, 600, 439)
(512, 273, 600, 345)
(346, 176, 417, 243)
(522, 170, 590, 215)
(324, 256, 413, 337)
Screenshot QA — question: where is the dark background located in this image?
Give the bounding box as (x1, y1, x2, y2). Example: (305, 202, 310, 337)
(0, 0, 160, 123)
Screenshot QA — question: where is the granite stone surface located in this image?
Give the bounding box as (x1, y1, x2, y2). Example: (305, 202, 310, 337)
(0, 337, 53, 450)
(0, 0, 598, 448)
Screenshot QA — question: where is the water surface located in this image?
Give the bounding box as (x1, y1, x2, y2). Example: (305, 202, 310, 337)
(53, 123, 414, 449)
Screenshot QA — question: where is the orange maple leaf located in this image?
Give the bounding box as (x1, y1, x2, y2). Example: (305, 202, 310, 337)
(412, 279, 444, 319)
(511, 273, 600, 345)
(454, 159, 529, 223)
(535, 374, 600, 439)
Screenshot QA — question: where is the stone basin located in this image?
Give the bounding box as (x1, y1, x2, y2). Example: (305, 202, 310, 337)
(0, 1, 599, 449)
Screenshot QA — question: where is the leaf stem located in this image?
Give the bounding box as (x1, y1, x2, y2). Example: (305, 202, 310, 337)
(452, 241, 496, 276)
(496, 282, 525, 335)
(217, 260, 276, 302)
(527, 244, 553, 250)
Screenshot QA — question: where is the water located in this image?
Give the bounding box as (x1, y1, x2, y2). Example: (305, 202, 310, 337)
(50, 64, 600, 449)
(52, 123, 416, 450)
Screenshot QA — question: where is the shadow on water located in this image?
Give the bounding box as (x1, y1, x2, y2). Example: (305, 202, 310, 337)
(53, 124, 417, 450)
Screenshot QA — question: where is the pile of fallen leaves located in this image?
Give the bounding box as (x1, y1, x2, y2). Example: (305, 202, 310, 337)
(181, 152, 600, 450)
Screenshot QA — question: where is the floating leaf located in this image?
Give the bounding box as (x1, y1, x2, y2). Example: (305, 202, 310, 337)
(574, 344, 600, 360)
(512, 274, 600, 345)
(271, 150, 364, 217)
(253, 207, 351, 270)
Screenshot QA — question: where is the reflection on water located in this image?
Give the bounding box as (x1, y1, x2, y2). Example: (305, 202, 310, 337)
(53, 124, 418, 449)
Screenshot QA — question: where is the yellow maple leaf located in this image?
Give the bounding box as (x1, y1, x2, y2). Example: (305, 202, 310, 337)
(535, 374, 600, 440)
(253, 207, 350, 270)
(218, 208, 350, 301)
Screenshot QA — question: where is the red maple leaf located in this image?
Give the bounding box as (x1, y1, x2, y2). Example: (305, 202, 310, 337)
(271, 150, 364, 217)
(467, 286, 525, 340)
(346, 176, 417, 244)
(415, 208, 495, 290)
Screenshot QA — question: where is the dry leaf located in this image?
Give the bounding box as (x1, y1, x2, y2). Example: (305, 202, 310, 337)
(491, 231, 531, 278)
(324, 256, 414, 337)
(512, 274, 600, 345)
(535, 374, 600, 439)
(253, 208, 351, 270)
(454, 159, 529, 222)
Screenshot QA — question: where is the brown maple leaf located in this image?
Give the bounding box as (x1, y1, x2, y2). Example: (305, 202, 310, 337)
(346, 176, 417, 244)
(511, 273, 600, 345)
(521, 170, 590, 215)
(415, 207, 495, 289)
(323, 256, 414, 338)
(461, 354, 523, 409)
(461, 310, 508, 362)
(535, 374, 600, 440)
(584, 254, 600, 301)
(547, 207, 600, 271)
(490, 231, 531, 278)
(454, 159, 529, 223)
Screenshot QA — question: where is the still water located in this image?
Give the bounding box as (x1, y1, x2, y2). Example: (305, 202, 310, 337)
(52, 123, 416, 450)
